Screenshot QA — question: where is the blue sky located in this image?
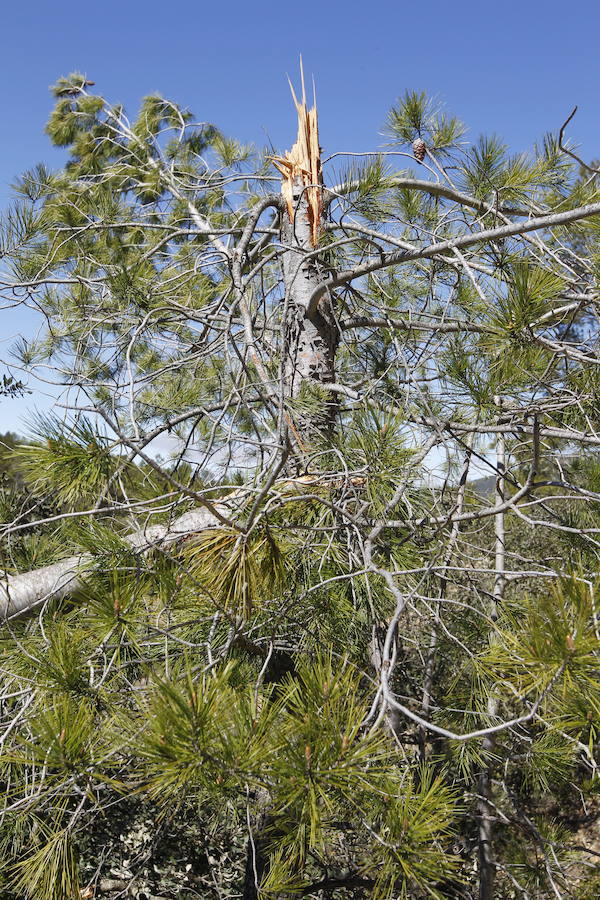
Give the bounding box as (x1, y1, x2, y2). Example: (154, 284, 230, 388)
(2, 0, 600, 432)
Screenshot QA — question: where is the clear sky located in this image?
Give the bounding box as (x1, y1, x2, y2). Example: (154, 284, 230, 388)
(2, 0, 600, 433)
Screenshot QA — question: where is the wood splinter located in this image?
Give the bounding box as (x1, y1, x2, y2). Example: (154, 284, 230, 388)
(271, 60, 323, 247)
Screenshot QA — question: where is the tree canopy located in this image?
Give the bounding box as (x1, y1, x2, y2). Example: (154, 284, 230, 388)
(0, 72, 600, 899)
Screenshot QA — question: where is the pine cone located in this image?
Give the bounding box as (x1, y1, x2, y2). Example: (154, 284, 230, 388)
(412, 138, 427, 163)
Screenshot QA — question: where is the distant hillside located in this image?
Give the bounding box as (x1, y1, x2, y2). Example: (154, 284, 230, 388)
(469, 475, 496, 496)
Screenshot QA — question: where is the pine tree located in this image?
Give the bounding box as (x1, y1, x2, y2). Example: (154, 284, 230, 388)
(0, 73, 599, 898)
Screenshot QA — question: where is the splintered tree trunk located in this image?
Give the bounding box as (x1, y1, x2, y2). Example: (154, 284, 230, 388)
(241, 80, 339, 900)
(273, 81, 339, 444)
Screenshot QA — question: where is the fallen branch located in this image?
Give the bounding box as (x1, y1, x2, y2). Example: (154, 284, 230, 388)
(0, 505, 221, 622)
(0, 474, 350, 623)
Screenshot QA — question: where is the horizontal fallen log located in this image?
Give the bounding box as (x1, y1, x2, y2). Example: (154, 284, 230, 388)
(0, 474, 344, 623)
(0, 505, 221, 622)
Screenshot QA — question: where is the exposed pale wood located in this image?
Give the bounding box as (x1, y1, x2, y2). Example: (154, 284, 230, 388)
(271, 63, 322, 246)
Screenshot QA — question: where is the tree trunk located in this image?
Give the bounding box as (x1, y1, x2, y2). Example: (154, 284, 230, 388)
(240, 84, 341, 900)
(477, 423, 505, 900)
(281, 183, 338, 442)
(273, 84, 339, 448)
(242, 795, 272, 900)
(420, 436, 473, 762)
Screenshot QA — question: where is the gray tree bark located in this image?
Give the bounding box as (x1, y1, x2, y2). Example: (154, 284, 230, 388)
(477, 424, 505, 900)
(0, 506, 220, 622)
(281, 177, 338, 444)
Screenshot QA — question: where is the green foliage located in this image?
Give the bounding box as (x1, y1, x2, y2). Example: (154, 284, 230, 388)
(335, 155, 394, 220)
(490, 263, 564, 335)
(15, 414, 117, 507)
(518, 730, 576, 793)
(10, 823, 80, 900)
(576, 872, 600, 900)
(184, 524, 287, 616)
(460, 134, 569, 205)
(269, 656, 391, 843)
(441, 334, 494, 408)
(137, 660, 276, 800)
(361, 770, 460, 899)
(0, 374, 28, 397)
(337, 407, 416, 515)
(387, 90, 465, 152)
(11, 695, 100, 775)
(1, 77, 600, 900)
(484, 578, 600, 702)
